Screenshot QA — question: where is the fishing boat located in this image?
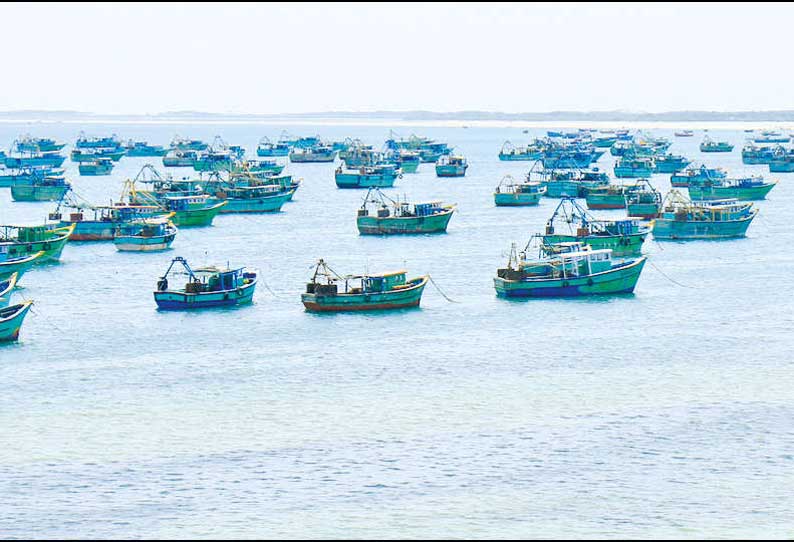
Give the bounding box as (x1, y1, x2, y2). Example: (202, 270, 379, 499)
(283, 135, 321, 149)
(0, 251, 45, 280)
(542, 197, 649, 257)
(335, 164, 401, 188)
(5, 150, 66, 168)
(154, 257, 257, 310)
(741, 143, 778, 165)
(493, 239, 646, 298)
(700, 137, 734, 152)
(674, 130, 695, 137)
(625, 180, 662, 219)
(51, 203, 169, 241)
(0, 167, 64, 188)
(301, 259, 428, 312)
(78, 158, 114, 176)
(123, 140, 168, 157)
(210, 184, 293, 213)
(494, 175, 546, 206)
(753, 132, 789, 143)
(10, 175, 71, 202)
(584, 182, 643, 210)
(768, 150, 794, 172)
(357, 188, 455, 234)
(256, 136, 291, 157)
(0, 302, 33, 342)
(232, 159, 285, 177)
(163, 149, 199, 167)
(614, 156, 655, 178)
(75, 133, 122, 149)
(289, 146, 337, 163)
(498, 141, 544, 161)
(435, 154, 468, 177)
(0, 224, 75, 262)
(538, 166, 610, 198)
(542, 150, 595, 169)
(653, 154, 691, 173)
(14, 136, 66, 153)
(592, 135, 618, 148)
(687, 176, 777, 201)
(193, 149, 236, 172)
(114, 217, 177, 252)
(170, 135, 209, 152)
(71, 148, 125, 162)
(651, 190, 757, 240)
(671, 165, 727, 187)
(0, 273, 17, 308)
(390, 149, 421, 173)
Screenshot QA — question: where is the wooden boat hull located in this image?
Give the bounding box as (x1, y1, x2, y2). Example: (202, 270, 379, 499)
(0, 302, 32, 342)
(543, 231, 647, 257)
(154, 280, 256, 310)
(335, 172, 398, 188)
(494, 257, 646, 298)
(0, 251, 44, 280)
(357, 210, 453, 234)
(652, 212, 757, 239)
(301, 277, 428, 312)
(10, 184, 69, 202)
(171, 201, 228, 227)
(1, 225, 74, 262)
(435, 165, 468, 177)
(494, 192, 542, 206)
(687, 183, 776, 201)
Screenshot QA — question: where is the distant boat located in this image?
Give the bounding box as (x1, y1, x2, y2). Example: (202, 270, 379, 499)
(357, 188, 455, 234)
(78, 158, 114, 176)
(741, 143, 779, 165)
(686, 176, 777, 201)
(699, 136, 734, 152)
(256, 136, 290, 157)
(614, 156, 655, 178)
(625, 180, 662, 219)
(0, 301, 33, 342)
(498, 140, 544, 161)
(163, 149, 199, 167)
(123, 140, 168, 157)
(674, 130, 694, 137)
(494, 175, 545, 206)
(335, 164, 401, 188)
(435, 154, 468, 177)
(653, 154, 691, 173)
(289, 146, 336, 163)
(671, 165, 727, 187)
(170, 135, 209, 152)
(71, 148, 125, 162)
(5, 150, 66, 168)
(651, 190, 757, 239)
(493, 240, 646, 298)
(154, 257, 257, 310)
(10, 175, 71, 202)
(75, 132, 122, 149)
(301, 259, 428, 312)
(14, 135, 66, 153)
(51, 204, 169, 241)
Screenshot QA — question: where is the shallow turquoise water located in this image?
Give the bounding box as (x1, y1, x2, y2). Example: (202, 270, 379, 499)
(1, 123, 793, 538)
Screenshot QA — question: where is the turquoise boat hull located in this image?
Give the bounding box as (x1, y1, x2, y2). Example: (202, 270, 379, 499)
(5, 155, 66, 168)
(687, 183, 776, 201)
(397, 160, 420, 173)
(614, 166, 653, 178)
(126, 146, 167, 157)
(652, 212, 757, 239)
(436, 164, 467, 177)
(79, 163, 114, 175)
(543, 232, 647, 257)
(10, 184, 69, 202)
(302, 277, 428, 312)
(0, 302, 32, 342)
(627, 202, 660, 219)
(114, 232, 177, 252)
(357, 210, 453, 234)
(0, 252, 43, 280)
(494, 192, 542, 206)
(335, 171, 399, 188)
(494, 258, 646, 298)
(585, 193, 627, 210)
(154, 278, 257, 310)
(211, 191, 292, 213)
(768, 161, 794, 172)
(498, 152, 543, 161)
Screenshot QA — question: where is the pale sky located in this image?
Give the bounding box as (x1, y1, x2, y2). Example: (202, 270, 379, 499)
(1, 2, 791, 115)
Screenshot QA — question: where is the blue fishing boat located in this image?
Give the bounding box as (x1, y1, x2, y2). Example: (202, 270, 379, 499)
(435, 154, 468, 177)
(0, 167, 65, 188)
(75, 132, 122, 149)
(123, 140, 168, 157)
(283, 135, 321, 149)
(14, 135, 66, 153)
(163, 149, 199, 167)
(753, 131, 789, 143)
(114, 217, 177, 252)
(741, 143, 778, 165)
(10, 174, 70, 202)
(671, 165, 727, 187)
(651, 190, 757, 240)
(78, 157, 114, 176)
(209, 182, 294, 213)
(193, 149, 236, 172)
(0, 272, 18, 308)
(493, 240, 646, 298)
(0, 301, 33, 342)
(653, 154, 691, 173)
(498, 141, 544, 161)
(768, 149, 794, 172)
(289, 145, 337, 163)
(71, 148, 125, 162)
(335, 164, 401, 188)
(542, 151, 594, 169)
(538, 166, 610, 198)
(674, 130, 694, 137)
(170, 135, 209, 152)
(301, 259, 428, 312)
(52, 203, 169, 241)
(614, 156, 655, 178)
(494, 175, 546, 206)
(154, 257, 257, 310)
(5, 150, 66, 168)
(700, 136, 734, 152)
(256, 136, 291, 157)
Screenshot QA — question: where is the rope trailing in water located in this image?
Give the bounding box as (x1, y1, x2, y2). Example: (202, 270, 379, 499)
(259, 275, 281, 299)
(427, 274, 460, 303)
(647, 259, 697, 289)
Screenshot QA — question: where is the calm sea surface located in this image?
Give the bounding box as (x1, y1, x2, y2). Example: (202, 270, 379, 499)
(1, 122, 792, 539)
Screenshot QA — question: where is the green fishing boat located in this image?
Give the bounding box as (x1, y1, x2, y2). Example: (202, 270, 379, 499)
(687, 176, 777, 201)
(10, 175, 71, 202)
(584, 182, 644, 210)
(0, 224, 75, 262)
(542, 197, 649, 257)
(356, 188, 455, 234)
(494, 239, 646, 298)
(651, 190, 757, 240)
(494, 175, 546, 206)
(699, 136, 734, 153)
(0, 251, 45, 281)
(625, 180, 662, 219)
(0, 301, 33, 342)
(302, 259, 428, 312)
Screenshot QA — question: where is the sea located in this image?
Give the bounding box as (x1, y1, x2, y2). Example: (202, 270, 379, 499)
(1, 120, 792, 538)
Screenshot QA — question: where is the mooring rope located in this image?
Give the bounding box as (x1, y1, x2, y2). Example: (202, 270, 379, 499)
(427, 274, 460, 303)
(647, 259, 697, 289)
